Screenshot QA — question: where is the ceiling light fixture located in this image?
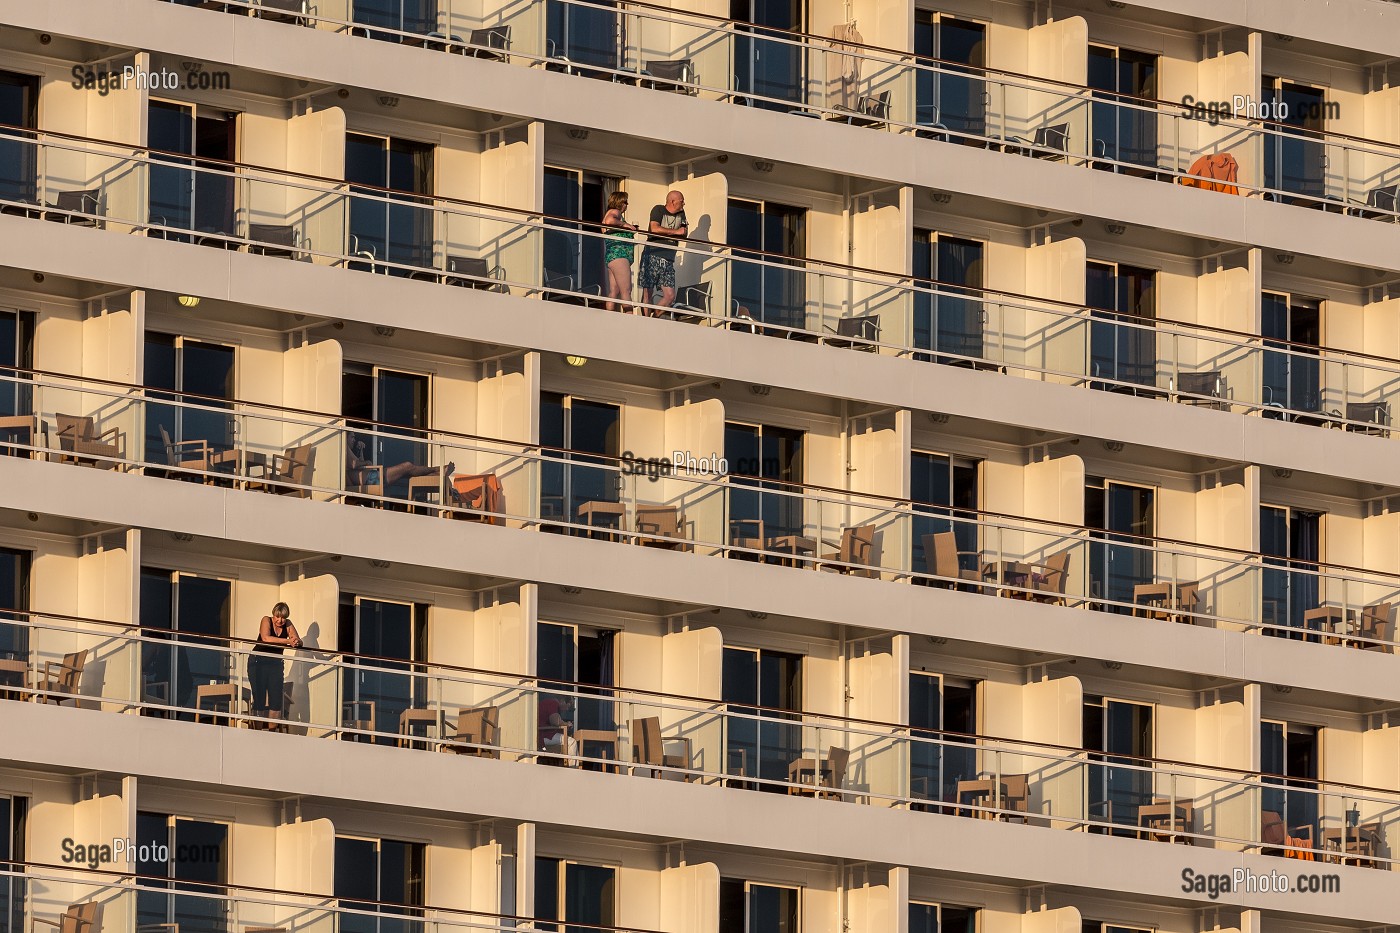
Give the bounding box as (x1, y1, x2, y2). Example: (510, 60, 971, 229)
(177, 295, 200, 308)
(565, 355, 588, 368)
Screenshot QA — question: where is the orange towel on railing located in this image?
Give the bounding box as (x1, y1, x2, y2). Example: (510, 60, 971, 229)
(451, 472, 504, 525)
(1181, 153, 1240, 195)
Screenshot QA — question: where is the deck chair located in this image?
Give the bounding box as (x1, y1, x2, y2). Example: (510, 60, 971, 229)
(923, 531, 984, 590)
(34, 900, 103, 933)
(1005, 123, 1070, 160)
(820, 524, 877, 577)
(444, 255, 509, 291)
(466, 25, 511, 62)
(248, 222, 305, 259)
(1345, 401, 1391, 436)
(268, 444, 315, 497)
(255, 0, 308, 24)
(789, 746, 851, 799)
(670, 281, 713, 324)
(442, 705, 500, 757)
(825, 314, 880, 349)
(839, 91, 891, 128)
(1174, 372, 1228, 408)
(32, 649, 87, 705)
(1000, 773, 1030, 822)
(543, 269, 603, 305)
(1027, 550, 1072, 605)
(56, 413, 124, 469)
(640, 59, 698, 95)
(635, 505, 690, 550)
(1348, 183, 1399, 221)
(1354, 602, 1393, 652)
(46, 188, 103, 226)
(159, 425, 218, 480)
(630, 716, 691, 779)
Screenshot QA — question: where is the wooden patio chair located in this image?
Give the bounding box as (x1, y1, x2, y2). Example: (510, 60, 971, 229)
(441, 705, 500, 758)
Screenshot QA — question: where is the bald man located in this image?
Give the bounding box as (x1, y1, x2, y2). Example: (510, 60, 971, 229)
(638, 189, 689, 310)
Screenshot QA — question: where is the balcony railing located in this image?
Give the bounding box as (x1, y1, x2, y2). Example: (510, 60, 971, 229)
(4, 610, 1399, 866)
(0, 860, 659, 933)
(2, 364, 1400, 647)
(149, 0, 1400, 219)
(2, 125, 1399, 437)
(3, 367, 1399, 650)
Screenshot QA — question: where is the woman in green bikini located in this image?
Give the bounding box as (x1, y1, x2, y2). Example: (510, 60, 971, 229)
(601, 191, 638, 312)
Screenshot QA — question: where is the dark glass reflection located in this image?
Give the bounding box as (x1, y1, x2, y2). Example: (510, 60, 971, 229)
(1263, 78, 1327, 203)
(1261, 293, 1321, 417)
(914, 16, 987, 140)
(136, 814, 230, 933)
(722, 647, 801, 791)
(732, 0, 804, 111)
(1085, 478, 1154, 613)
(1260, 505, 1321, 639)
(1260, 721, 1319, 846)
(1085, 698, 1153, 834)
(542, 168, 613, 295)
(353, 0, 437, 40)
(539, 393, 621, 529)
(1088, 46, 1158, 171)
(138, 571, 231, 713)
(340, 599, 424, 744)
(725, 422, 804, 547)
(346, 133, 433, 274)
(148, 102, 236, 240)
(728, 199, 806, 332)
(546, 0, 620, 76)
(336, 836, 426, 933)
(0, 70, 38, 205)
(0, 548, 29, 663)
(913, 232, 985, 363)
(1087, 261, 1156, 390)
(143, 335, 235, 467)
(910, 451, 978, 576)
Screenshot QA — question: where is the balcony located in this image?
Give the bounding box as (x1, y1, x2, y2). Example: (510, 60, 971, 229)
(1, 860, 656, 933)
(4, 609, 1400, 867)
(4, 128, 1400, 437)
(4, 368, 1400, 650)
(142, 0, 1400, 220)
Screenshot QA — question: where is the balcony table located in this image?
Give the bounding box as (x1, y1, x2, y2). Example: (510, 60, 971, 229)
(787, 756, 833, 796)
(956, 778, 1008, 819)
(981, 561, 1032, 598)
(195, 682, 250, 727)
(397, 708, 443, 749)
(0, 415, 45, 460)
(212, 448, 268, 487)
(1302, 606, 1352, 646)
(0, 658, 27, 701)
(1137, 801, 1193, 844)
(766, 535, 818, 568)
(574, 728, 624, 773)
(1321, 824, 1382, 866)
(578, 500, 627, 542)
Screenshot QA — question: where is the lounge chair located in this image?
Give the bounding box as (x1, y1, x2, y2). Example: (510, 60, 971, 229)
(158, 425, 218, 480)
(629, 716, 691, 780)
(635, 504, 690, 550)
(55, 413, 124, 469)
(33, 900, 103, 933)
(923, 531, 984, 590)
(1026, 549, 1072, 605)
(1261, 809, 1316, 859)
(32, 649, 87, 705)
(465, 26, 511, 62)
(45, 188, 103, 226)
(820, 524, 876, 577)
(640, 59, 698, 95)
(442, 705, 500, 757)
(788, 746, 850, 799)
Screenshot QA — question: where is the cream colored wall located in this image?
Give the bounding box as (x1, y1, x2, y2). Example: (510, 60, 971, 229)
(1025, 18, 1087, 153)
(849, 191, 908, 341)
(1022, 238, 1086, 384)
(847, 644, 903, 803)
(1023, 906, 1083, 933)
(660, 862, 720, 933)
(286, 106, 347, 265)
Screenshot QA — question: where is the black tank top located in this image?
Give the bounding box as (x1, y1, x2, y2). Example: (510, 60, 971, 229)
(254, 617, 288, 654)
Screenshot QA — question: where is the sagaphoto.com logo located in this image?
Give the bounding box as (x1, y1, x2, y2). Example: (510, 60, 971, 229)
(72, 61, 232, 95)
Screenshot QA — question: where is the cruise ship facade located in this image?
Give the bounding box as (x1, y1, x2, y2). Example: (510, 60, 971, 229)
(2, 1, 1400, 932)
